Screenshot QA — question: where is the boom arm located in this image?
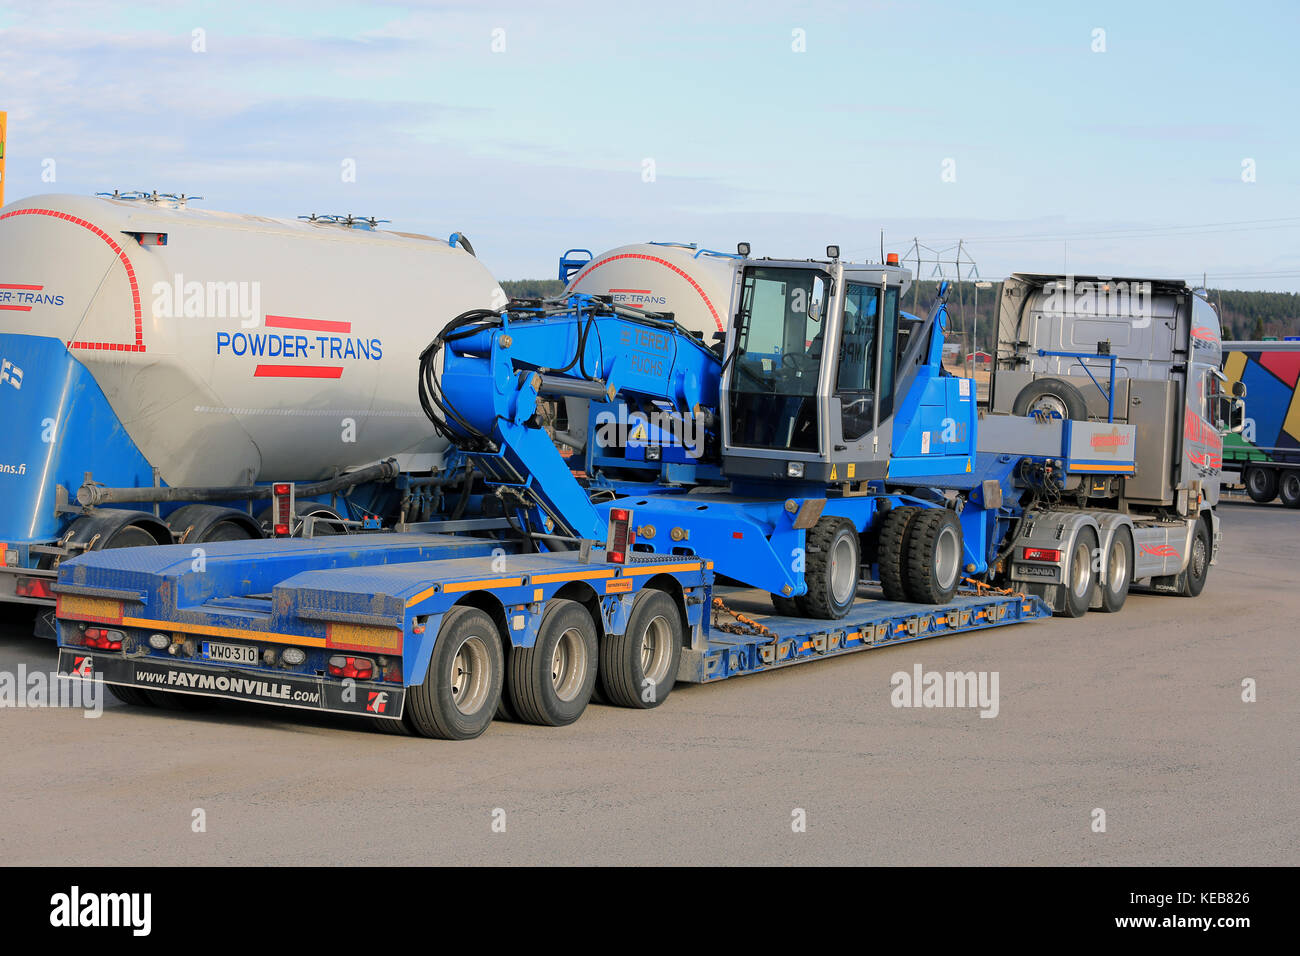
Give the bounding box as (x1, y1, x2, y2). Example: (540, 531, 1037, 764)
(425, 295, 722, 542)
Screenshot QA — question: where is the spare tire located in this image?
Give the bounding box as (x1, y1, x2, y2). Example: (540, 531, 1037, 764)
(1011, 377, 1089, 421)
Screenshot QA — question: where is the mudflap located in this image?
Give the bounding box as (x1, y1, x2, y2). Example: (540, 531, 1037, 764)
(56, 649, 405, 720)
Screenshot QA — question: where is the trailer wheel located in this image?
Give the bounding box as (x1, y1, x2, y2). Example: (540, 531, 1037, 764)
(877, 506, 923, 602)
(1177, 519, 1212, 597)
(1011, 377, 1089, 421)
(507, 599, 599, 726)
(769, 594, 801, 616)
(904, 509, 963, 604)
(1244, 466, 1278, 503)
(1060, 527, 1098, 617)
(799, 517, 861, 619)
(404, 606, 504, 740)
(1096, 527, 1133, 613)
(107, 685, 156, 708)
(599, 588, 681, 709)
(1280, 471, 1300, 509)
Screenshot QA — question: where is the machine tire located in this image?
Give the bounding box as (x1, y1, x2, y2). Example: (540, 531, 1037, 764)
(1177, 518, 1212, 598)
(877, 506, 923, 602)
(166, 504, 262, 543)
(799, 517, 861, 619)
(404, 606, 504, 740)
(903, 509, 963, 604)
(1011, 377, 1089, 421)
(507, 599, 599, 726)
(1279, 471, 1300, 509)
(599, 588, 681, 709)
(769, 594, 801, 616)
(145, 689, 209, 711)
(371, 714, 416, 736)
(1060, 527, 1098, 618)
(1096, 527, 1133, 613)
(1244, 466, 1278, 503)
(107, 684, 156, 708)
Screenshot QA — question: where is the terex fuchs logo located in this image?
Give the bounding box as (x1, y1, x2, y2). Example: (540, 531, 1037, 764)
(367, 691, 390, 714)
(50, 886, 152, 936)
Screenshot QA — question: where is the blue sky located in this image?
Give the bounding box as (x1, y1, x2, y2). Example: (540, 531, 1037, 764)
(2, 0, 1298, 288)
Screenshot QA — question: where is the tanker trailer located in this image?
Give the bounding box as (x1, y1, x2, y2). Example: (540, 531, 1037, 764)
(0, 192, 504, 627)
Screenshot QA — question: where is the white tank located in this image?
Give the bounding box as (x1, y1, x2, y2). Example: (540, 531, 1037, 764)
(564, 242, 740, 339)
(0, 193, 503, 486)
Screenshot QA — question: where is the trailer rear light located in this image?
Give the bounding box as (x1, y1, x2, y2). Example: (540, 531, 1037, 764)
(83, 628, 124, 650)
(1, 544, 17, 566)
(1022, 547, 1062, 562)
(606, 508, 635, 564)
(328, 655, 374, 680)
(281, 647, 306, 666)
(14, 576, 53, 599)
(148, 633, 171, 650)
(272, 482, 294, 537)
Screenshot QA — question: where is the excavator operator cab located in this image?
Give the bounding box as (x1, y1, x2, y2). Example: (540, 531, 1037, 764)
(721, 255, 912, 484)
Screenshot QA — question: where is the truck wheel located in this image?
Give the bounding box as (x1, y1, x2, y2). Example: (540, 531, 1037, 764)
(1060, 527, 1098, 617)
(1011, 377, 1088, 421)
(1280, 472, 1300, 509)
(1177, 519, 1212, 597)
(107, 684, 156, 708)
(405, 606, 503, 740)
(877, 506, 923, 602)
(1244, 466, 1278, 503)
(1096, 527, 1133, 613)
(769, 594, 801, 616)
(799, 517, 861, 619)
(599, 589, 681, 709)
(507, 599, 599, 726)
(904, 509, 963, 604)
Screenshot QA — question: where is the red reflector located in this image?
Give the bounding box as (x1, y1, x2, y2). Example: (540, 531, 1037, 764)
(274, 524, 290, 536)
(15, 576, 53, 599)
(273, 483, 291, 496)
(1022, 547, 1062, 562)
(609, 551, 626, 565)
(732, 532, 743, 539)
(611, 508, 629, 521)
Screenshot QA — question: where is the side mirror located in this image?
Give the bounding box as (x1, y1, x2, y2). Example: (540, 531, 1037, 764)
(1232, 380, 1247, 398)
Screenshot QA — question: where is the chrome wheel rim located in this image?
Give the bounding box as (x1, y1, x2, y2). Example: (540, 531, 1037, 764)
(450, 636, 491, 715)
(1071, 540, 1093, 596)
(934, 525, 960, 590)
(829, 534, 857, 605)
(639, 615, 673, 686)
(551, 627, 588, 702)
(1108, 535, 1129, 592)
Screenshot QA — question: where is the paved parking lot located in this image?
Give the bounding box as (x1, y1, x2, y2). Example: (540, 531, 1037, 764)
(0, 498, 1294, 866)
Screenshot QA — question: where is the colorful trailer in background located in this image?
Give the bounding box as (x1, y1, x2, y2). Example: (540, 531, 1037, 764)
(1221, 340, 1300, 506)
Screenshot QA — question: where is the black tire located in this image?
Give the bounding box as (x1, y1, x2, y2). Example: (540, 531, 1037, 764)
(904, 509, 964, 604)
(145, 689, 209, 710)
(507, 599, 599, 726)
(769, 593, 801, 616)
(405, 606, 504, 739)
(798, 517, 861, 619)
(1244, 466, 1278, 503)
(371, 714, 416, 736)
(107, 684, 156, 708)
(1096, 527, 1133, 613)
(1060, 527, 1098, 617)
(1177, 518, 1212, 597)
(599, 588, 681, 709)
(877, 506, 923, 602)
(102, 524, 161, 548)
(1011, 377, 1089, 421)
(1280, 471, 1300, 509)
